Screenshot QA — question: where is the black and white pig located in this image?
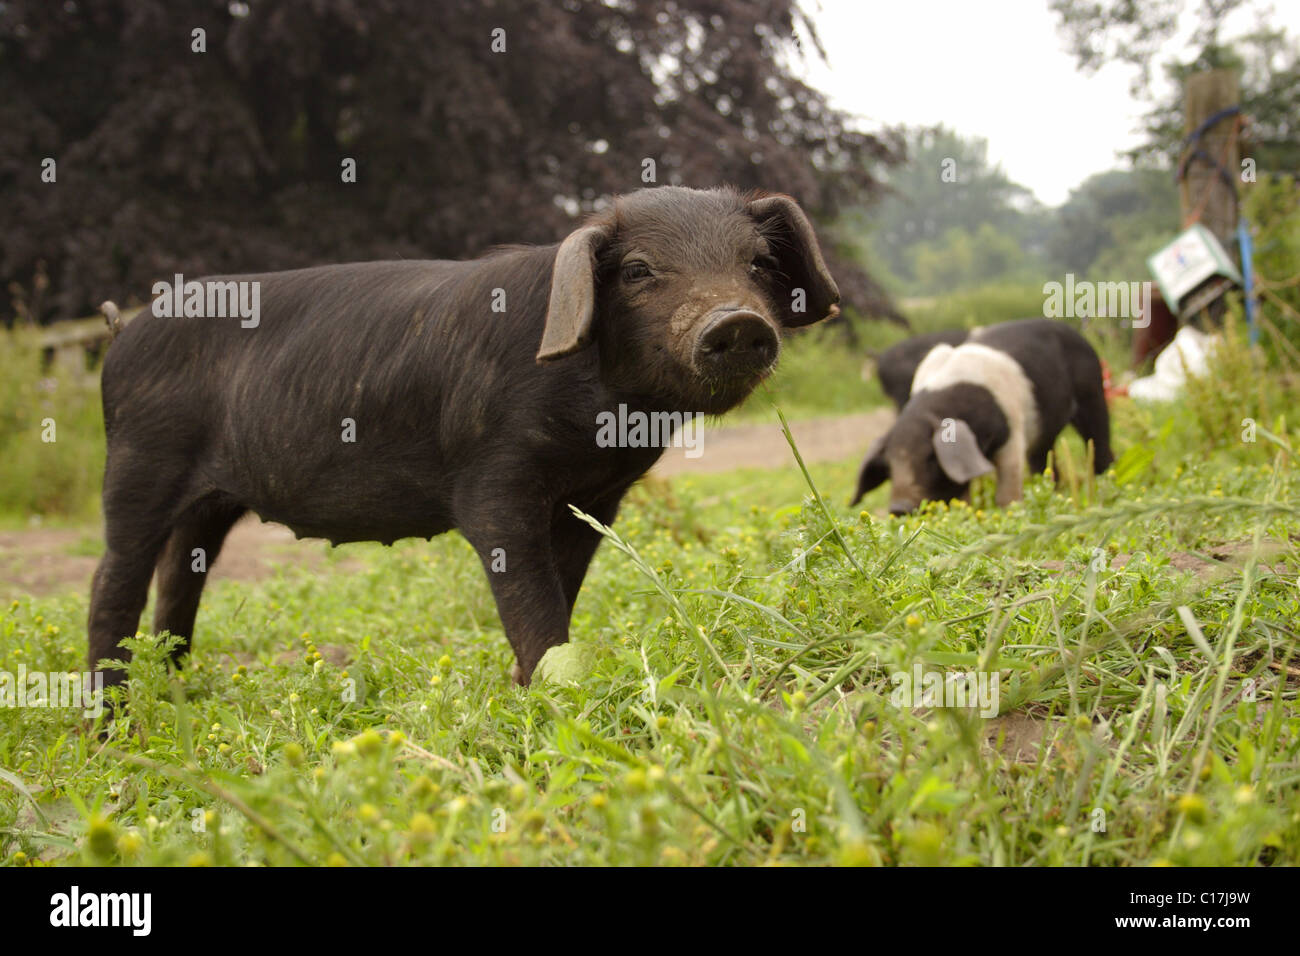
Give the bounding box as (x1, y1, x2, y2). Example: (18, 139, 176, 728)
(852, 318, 1113, 514)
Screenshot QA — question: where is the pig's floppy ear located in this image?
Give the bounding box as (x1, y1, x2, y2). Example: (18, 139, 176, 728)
(747, 194, 841, 328)
(932, 418, 994, 484)
(537, 224, 610, 362)
(851, 432, 891, 505)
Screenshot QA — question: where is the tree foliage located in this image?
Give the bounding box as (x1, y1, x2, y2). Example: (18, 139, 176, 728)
(1050, 1, 1299, 173)
(0, 0, 902, 323)
(1130, 30, 1300, 174)
(1048, 168, 1181, 277)
(841, 125, 1061, 294)
(839, 125, 1182, 296)
(840, 124, 1049, 292)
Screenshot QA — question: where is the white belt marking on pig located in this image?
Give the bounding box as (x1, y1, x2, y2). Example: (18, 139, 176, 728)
(911, 343, 1039, 445)
(911, 342, 1040, 506)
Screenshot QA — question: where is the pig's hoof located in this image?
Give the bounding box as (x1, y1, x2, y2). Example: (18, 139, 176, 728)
(511, 662, 531, 687)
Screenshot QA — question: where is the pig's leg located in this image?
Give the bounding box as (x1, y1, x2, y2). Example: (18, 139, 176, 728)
(1071, 382, 1114, 473)
(552, 488, 629, 614)
(88, 454, 186, 689)
(458, 508, 569, 686)
(1028, 445, 1055, 483)
(152, 499, 246, 666)
(993, 435, 1027, 507)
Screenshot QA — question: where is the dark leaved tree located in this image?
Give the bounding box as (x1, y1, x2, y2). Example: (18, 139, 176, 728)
(0, 0, 901, 326)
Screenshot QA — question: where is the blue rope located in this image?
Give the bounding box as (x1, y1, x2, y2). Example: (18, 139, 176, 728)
(1174, 104, 1241, 188)
(1238, 217, 1258, 346)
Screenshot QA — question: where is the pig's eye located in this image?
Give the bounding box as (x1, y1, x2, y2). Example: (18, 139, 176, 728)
(621, 261, 653, 282)
(750, 254, 780, 275)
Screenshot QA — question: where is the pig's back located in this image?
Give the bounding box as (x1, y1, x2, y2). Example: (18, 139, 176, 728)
(99, 253, 569, 529)
(101, 257, 541, 435)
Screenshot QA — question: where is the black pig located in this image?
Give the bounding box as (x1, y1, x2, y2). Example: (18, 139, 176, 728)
(89, 186, 839, 689)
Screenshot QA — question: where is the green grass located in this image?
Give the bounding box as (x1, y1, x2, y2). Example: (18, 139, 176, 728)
(731, 325, 884, 422)
(0, 330, 105, 523)
(1, 309, 1298, 867)
(898, 282, 1050, 336)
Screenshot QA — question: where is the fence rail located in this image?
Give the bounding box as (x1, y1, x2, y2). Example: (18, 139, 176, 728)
(35, 305, 144, 379)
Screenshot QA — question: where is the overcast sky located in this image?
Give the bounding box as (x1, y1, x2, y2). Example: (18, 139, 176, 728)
(799, 0, 1295, 207)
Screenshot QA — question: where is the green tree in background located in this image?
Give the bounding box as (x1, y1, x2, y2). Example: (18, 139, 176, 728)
(907, 223, 1029, 295)
(0, 0, 904, 324)
(1131, 30, 1300, 174)
(1049, 168, 1181, 279)
(841, 123, 1182, 297)
(842, 125, 1048, 293)
(1051, 1, 1299, 173)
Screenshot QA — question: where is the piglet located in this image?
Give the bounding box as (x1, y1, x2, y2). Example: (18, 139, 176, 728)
(89, 186, 840, 688)
(853, 318, 1113, 513)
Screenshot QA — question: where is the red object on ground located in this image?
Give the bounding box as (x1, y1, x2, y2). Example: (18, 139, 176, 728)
(1101, 358, 1128, 400)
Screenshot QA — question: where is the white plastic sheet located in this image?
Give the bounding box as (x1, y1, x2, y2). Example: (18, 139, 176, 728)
(1128, 326, 1219, 403)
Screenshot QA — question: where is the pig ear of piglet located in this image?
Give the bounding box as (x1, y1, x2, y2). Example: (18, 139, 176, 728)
(932, 418, 994, 484)
(747, 194, 841, 328)
(850, 432, 891, 505)
(537, 224, 610, 362)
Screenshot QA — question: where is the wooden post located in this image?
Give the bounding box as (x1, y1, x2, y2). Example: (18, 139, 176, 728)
(1181, 69, 1240, 264)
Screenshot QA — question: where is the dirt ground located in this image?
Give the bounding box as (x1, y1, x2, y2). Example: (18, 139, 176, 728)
(0, 520, 345, 602)
(1, 410, 892, 600)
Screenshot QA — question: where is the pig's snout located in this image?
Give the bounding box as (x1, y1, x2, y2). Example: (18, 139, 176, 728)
(889, 499, 916, 516)
(694, 309, 780, 379)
